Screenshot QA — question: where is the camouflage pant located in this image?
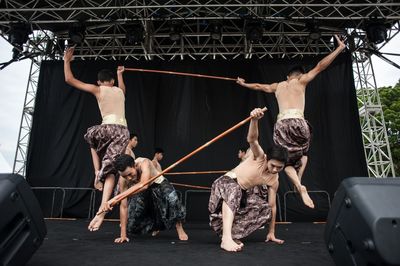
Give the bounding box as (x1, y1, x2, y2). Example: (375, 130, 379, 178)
(84, 124, 129, 182)
(127, 179, 186, 235)
(208, 175, 271, 240)
(273, 118, 312, 170)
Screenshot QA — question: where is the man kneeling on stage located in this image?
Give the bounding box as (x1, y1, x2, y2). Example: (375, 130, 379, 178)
(111, 154, 188, 243)
(208, 108, 288, 252)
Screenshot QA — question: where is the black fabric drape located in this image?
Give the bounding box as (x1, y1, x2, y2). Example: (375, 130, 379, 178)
(27, 52, 368, 221)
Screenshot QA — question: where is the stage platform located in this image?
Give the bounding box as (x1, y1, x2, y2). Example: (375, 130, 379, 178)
(28, 220, 334, 266)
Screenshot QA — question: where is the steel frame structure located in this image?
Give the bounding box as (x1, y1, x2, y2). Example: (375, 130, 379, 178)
(0, 1, 397, 177)
(352, 29, 396, 177)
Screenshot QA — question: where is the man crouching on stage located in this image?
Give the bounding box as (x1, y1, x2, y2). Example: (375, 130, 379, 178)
(108, 154, 188, 243)
(208, 108, 288, 252)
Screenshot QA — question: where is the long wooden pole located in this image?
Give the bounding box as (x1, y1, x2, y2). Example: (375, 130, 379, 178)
(164, 170, 228, 175)
(125, 67, 236, 81)
(170, 182, 211, 190)
(106, 107, 267, 208)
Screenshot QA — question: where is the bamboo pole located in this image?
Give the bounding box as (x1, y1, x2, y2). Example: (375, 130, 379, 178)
(105, 107, 267, 209)
(125, 67, 236, 81)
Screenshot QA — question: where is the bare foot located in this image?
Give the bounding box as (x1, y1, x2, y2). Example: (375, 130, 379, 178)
(88, 213, 105, 231)
(176, 222, 189, 241)
(234, 239, 244, 247)
(152, 231, 160, 237)
(94, 176, 103, 191)
(299, 185, 315, 208)
(176, 228, 188, 241)
(221, 237, 243, 252)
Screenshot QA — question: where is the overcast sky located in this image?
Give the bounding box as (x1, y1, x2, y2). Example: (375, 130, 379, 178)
(0, 35, 399, 172)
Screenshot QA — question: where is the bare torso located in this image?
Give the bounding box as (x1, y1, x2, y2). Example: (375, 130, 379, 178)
(135, 157, 165, 184)
(275, 78, 306, 112)
(231, 155, 278, 190)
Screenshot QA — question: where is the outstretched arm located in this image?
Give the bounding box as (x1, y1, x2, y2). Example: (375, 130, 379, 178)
(247, 108, 266, 159)
(265, 181, 284, 244)
(300, 35, 346, 85)
(117, 66, 126, 94)
(115, 178, 129, 243)
(64, 47, 99, 96)
(237, 77, 278, 93)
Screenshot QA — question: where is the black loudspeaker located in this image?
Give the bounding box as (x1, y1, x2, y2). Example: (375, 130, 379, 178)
(324, 177, 400, 266)
(0, 174, 47, 266)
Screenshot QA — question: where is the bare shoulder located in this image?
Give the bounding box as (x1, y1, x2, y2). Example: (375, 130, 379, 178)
(275, 81, 288, 90)
(137, 157, 151, 165)
(269, 178, 279, 190)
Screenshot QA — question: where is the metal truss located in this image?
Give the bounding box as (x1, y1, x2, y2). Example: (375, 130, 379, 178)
(0, 1, 398, 177)
(12, 30, 58, 176)
(352, 28, 396, 177)
(0, 0, 399, 60)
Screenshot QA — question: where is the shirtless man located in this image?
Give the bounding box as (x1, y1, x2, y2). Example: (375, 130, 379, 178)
(152, 148, 164, 171)
(64, 47, 130, 231)
(209, 108, 288, 252)
(236, 35, 346, 209)
(126, 133, 138, 159)
(111, 154, 188, 243)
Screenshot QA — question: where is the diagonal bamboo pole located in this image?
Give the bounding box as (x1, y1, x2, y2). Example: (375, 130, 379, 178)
(106, 107, 267, 209)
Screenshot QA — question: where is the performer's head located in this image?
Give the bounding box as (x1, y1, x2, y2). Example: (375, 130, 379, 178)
(238, 147, 247, 160)
(114, 154, 137, 180)
(129, 133, 138, 148)
(97, 69, 115, 86)
(287, 65, 305, 80)
(154, 148, 164, 161)
(265, 145, 288, 174)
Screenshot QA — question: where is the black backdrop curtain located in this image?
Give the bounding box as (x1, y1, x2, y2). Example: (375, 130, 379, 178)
(26, 52, 367, 221)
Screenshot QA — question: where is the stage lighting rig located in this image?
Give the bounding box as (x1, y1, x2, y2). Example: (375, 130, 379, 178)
(366, 20, 388, 45)
(125, 23, 144, 44)
(245, 20, 263, 43)
(8, 23, 32, 59)
(209, 21, 222, 41)
(68, 22, 86, 44)
(306, 20, 321, 41)
(169, 20, 182, 42)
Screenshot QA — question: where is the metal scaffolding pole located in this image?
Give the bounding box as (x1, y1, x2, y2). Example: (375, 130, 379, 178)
(12, 30, 59, 177)
(353, 50, 396, 177)
(12, 60, 38, 176)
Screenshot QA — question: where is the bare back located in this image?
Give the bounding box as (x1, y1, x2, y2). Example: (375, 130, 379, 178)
(275, 78, 306, 112)
(135, 157, 165, 184)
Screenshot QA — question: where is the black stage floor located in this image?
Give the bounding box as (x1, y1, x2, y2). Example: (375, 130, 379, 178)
(28, 220, 334, 266)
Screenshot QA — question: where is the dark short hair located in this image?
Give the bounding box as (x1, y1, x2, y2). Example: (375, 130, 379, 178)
(154, 147, 164, 154)
(266, 145, 288, 164)
(287, 65, 306, 77)
(114, 154, 135, 172)
(130, 132, 138, 139)
(97, 69, 114, 82)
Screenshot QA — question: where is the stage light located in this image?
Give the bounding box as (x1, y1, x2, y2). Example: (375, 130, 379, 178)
(169, 21, 182, 42)
(306, 21, 321, 41)
(209, 22, 222, 41)
(245, 21, 263, 43)
(125, 23, 144, 44)
(8, 23, 31, 47)
(8, 23, 31, 59)
(68, 22, 86, 44)
(366, 21, 387, 44)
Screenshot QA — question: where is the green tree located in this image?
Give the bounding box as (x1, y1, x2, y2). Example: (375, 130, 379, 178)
(379, 80, 400, 175)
